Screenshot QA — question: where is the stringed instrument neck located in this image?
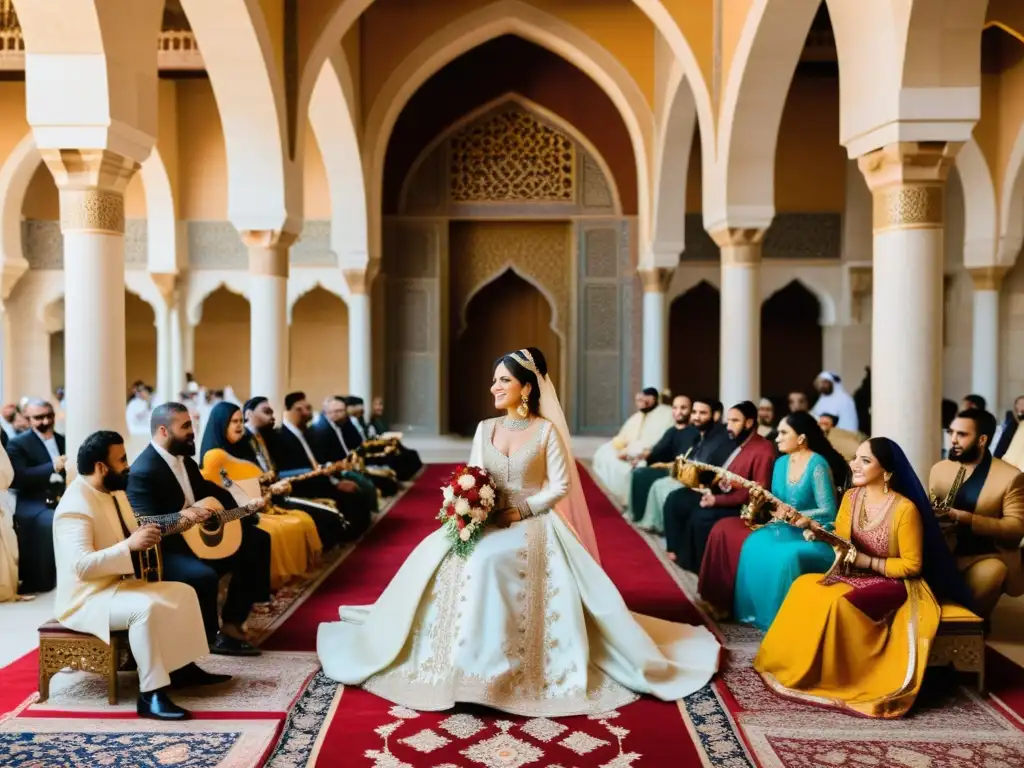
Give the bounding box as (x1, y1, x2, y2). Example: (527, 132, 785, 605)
(136, 498, 262, 537)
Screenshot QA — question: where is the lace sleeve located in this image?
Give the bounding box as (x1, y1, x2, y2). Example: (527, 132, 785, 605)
(803, 460, 838, 526)
(519, 425, 570, 518)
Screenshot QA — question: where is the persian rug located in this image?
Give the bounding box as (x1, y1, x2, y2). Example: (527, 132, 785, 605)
(0, 716, 279, 767)
(265, 464, 708, 767)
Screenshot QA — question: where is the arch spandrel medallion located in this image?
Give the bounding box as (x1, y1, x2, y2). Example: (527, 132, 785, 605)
(449, 108, 575, 204)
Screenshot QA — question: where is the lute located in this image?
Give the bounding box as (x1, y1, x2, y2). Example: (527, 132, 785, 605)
(136, 496, 265, 561)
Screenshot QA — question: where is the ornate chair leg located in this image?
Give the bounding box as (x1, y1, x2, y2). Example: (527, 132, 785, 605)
(38, 644, 51, 703)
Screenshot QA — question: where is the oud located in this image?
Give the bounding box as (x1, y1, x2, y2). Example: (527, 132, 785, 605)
(135, 497, 266, 568)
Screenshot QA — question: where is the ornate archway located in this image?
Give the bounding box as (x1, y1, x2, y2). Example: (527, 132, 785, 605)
(669, 281, 720, 400)
(760, 281, 822, 401)
(193, 285, 251, 398)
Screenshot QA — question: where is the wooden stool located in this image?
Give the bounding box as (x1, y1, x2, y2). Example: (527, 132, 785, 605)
(929, 602, 985, 693)
(37, 620, 133, 705)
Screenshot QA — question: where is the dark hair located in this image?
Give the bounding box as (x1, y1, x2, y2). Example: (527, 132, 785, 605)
(963, 394, 987, 412)
(941, 399, 958, 428)
(284, 392, 306, 411)
(730, 400, 758, 422)
(642, 387, 659, 399)
(200, 402, 258, 467)
(956, 408, 997, 445)
(692, 396, 716, 410)
(783, 411, 849, 492)
(820, 412, 839, 426)
(150, 402, 189, 435)
(493, 347, 549, 415)
(77, 430, 124, 475)
(243, 396, 268, 416)
(711, 400, 724, 416)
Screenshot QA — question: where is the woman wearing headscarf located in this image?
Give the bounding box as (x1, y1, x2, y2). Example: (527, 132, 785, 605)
(754, 437, 974, 718)
(200, 401, 322, 589)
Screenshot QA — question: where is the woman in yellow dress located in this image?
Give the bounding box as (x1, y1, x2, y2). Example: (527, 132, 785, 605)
(200, 401, 322, 590)
(754, 437, 974, 718)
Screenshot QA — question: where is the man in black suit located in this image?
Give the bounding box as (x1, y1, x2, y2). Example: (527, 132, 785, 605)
(9, 399, 67, 593)
(309, 395, 383, 512)
(272, 392, 372, 538)
(126, 402, 270, 655)
(344, 396, 418, 482)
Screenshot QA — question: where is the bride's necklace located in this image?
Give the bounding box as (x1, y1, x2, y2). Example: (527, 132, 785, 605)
(502, 415, 532, 431)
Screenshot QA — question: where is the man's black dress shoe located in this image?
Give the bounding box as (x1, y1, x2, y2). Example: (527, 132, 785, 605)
(210, 633, 261, 657)
(169, 663, 233, 689)
(137, 689, 190, 720)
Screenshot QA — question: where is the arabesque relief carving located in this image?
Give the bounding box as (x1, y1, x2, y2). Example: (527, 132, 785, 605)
(449, 110, 575, 203)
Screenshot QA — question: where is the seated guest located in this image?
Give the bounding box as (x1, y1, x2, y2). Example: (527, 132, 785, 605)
(200, 402, 323, 589)
(330, 396, 398, 498)
(929, 409, 1024, 617)
(817, 412, 863, 461)
(592, 388, 675, 506)
(54, 431, 227, 720)
(993, 396, 1024, 458)
(941, 398, 959, 459)
(9, 399, 67, 593)
(755, 438, 973, 718)
(663, 401, 774, 571)
(961, 393, 987, 413)
(787, 391, 810, 414)
(308, 396, 380, 514)
(126, 403, 271, 655)
(757, 398, 777, 440)
(700, 412, 846, 626)
(636, 399, 732, 533)
(273, 392, 372, 538)
(626, 395, 698, 524)
(0, 440, 16, 602)
(343, 396, 411, 484)
(810, 372, 859, 433)
(366, 395, 423, 478)
(126, 385, 154, 437)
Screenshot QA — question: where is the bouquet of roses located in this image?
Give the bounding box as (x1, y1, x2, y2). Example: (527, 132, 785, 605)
(438, 464, 498, 558)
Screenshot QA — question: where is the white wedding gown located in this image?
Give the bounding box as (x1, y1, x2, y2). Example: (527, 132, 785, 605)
(316, 417, 721, 717)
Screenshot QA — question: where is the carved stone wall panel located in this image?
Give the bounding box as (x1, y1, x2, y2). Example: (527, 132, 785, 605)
(395, 284, 431, 353)
(188, 221, 247, 270)
(764, 213, 841, 260)
(582, 354, 621, 429)
(581, 152, 613, 210)
(385, 220, 440, 280)
(583, 284, 619, 351)
(291, 220, 335, 266)
(23, 220, 63, 269)
(584, 228, 618, 279)
(124, 219, 148, 269)
(386, 277, 439, 432)
(449, 108, 575, 203)
(389, 352, 437, 432)
(449, 221, 570, 336)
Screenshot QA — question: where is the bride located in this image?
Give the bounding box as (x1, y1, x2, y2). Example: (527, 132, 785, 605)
(317, 347, 720, 716)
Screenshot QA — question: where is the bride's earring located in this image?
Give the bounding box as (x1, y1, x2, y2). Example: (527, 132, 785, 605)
(517, 392, 530, 418)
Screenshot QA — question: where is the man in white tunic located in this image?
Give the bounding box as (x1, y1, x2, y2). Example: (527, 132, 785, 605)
(809, 371, 859, 434)
(591, 388, 675, 506)
(53, 430, 228, 720)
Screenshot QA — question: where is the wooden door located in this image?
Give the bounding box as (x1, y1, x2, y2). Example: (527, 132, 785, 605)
(760, 281, 822, 401)
(669, 281, 720, 401)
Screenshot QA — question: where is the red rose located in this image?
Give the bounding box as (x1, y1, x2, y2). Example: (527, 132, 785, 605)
(456, 516, 467, 529)
(465, 489, 480, 504)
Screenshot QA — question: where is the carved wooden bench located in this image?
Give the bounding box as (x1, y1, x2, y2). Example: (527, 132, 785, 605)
(929, 602, 985, 692)
(37, 620, 133, 705)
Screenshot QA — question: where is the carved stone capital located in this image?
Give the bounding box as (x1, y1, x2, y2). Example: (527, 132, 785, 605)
(709, 227, 766, 249)
(969, 266, 1009, 292)
(638, 267, 673, 293)
(856, 142, 961, 233)
(242, 230, 297, 278)
(343, 262, 381, 296)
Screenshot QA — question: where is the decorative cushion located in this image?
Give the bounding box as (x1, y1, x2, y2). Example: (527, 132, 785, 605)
(939, 602, 983, 624)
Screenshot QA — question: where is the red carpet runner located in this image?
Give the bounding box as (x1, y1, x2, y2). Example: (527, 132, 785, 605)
(269, 464, 709, 766)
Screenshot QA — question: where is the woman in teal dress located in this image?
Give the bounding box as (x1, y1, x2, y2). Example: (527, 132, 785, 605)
(732, 412, 848, 629)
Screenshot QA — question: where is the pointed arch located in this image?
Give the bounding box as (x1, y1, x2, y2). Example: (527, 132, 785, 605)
(308, 49, 368, 275)
(0, 132, 38, 299)
(178, 0, 299, 232)
(138, 148, 179, 274)
(364, 0, 655, 265)
(956, 137, 1000, 266)
(187, 280, 249, 326)
(1001, 121, 1024, 266)
(457, 264, 564, 350)
(398, 92, 622, 216)
(762, 275, 836, 326)
(651, 62, 696, 265)
(287, 275, 346, 323)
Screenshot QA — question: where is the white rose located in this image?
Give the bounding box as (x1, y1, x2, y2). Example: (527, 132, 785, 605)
(442, 486, 455, 502)
(478, 485, 495, 502)
(470, 506, 488, 522)
(459, 527, 472, 541)
(454, 498, 471, 517)
(458, 474, 476, 490)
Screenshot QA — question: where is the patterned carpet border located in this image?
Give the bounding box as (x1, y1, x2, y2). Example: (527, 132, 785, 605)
(264, 671, 341, 767)
(0, 715, 280, 768)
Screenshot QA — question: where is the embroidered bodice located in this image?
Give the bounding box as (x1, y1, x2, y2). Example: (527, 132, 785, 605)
(771, 453, 838, 526)
(473, 417, 571, 518)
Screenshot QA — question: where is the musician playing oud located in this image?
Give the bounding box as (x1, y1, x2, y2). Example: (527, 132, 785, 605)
(54, 431, 227, 720)
(126, 403, 271, 656)
(929, 408, 1024, 618)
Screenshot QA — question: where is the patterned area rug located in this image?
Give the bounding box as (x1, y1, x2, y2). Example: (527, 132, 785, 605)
(0, 716, 279, 768)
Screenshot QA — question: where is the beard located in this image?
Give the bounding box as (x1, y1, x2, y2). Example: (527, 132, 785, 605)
(167, 434, 196, 457)
(103, 468, 129, 492)
(949, 441, 983, 463)
(729, 427, 753, 444)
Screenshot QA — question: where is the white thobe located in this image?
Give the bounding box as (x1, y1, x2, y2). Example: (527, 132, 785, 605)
(125, 397, 152, 437)
(52, 478, 208, 692)
(591, 405, 675, 506)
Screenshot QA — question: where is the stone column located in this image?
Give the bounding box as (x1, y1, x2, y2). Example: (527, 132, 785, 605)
(42, 149, 138, 456)
(711, 228, 765, 408)
(639, 268, 672, 391)
(243, 230, 295, 410)
(969, 266, 1006, 413)
(344, 268, 373, 401)
(857, 141, 960, 479)
(151, 273, 176, 405)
